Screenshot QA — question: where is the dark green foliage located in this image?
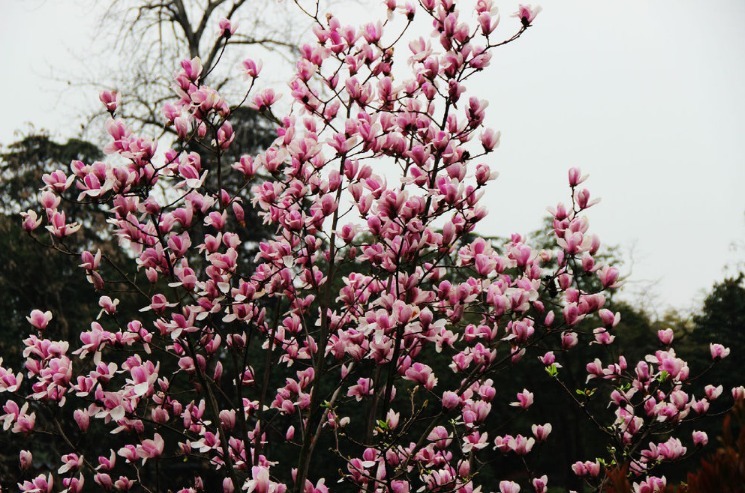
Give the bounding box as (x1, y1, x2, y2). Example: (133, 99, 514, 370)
(691, 274, 745, 387)
(0, 132, 102, 214)
(681, 401, 745, 493)
(0, 132, 106, 361)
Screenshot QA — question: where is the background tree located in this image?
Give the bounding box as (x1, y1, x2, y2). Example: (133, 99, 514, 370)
(690, 274, 745, 379)
(0, 133, 107, 480)
(0, 131, 101, 214)
(0, 132, 105, 347)
(83, 0, 310, 135)
(91, 0, 293, 264)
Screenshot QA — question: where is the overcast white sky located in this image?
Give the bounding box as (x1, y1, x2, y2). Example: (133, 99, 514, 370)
(1, 0, 744, 314)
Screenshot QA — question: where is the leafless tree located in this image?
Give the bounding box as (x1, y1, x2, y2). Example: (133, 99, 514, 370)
(79, 0, 315, 137)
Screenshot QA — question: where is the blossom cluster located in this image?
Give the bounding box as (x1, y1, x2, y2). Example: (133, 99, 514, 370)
(3, 1, 741, 492)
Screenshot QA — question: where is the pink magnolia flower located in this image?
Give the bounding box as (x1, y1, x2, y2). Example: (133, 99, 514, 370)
(114, 476, 136, 490)
(58, 453, 83, 474)
(462, 430, 489, 453)
(539, 351, 556, 366)
(139, 294, 177, 314)
(73, 409, 90, 431)
(62, 475, 85, 493)
(137, 433, 164, 463)
(118, 444, 138, 463)
(513, 4, 542, 27)
(576, 188, 601, 209)
(568, 167, 587, 187)
(733, 386, 745, 401)
(598, 308, 621, 327)
(180, 57, 202, 82)
(21, 210, 42, 232)
(657, 437, 686, 460)
(98, 296, 119, 316)
(13, 409, 36, 433)
(218, 17, 237, 37)
(0, 364, 23, 392)
(19, 449, 32, 470)
(531, 423, 552, 441)
(99, 90, 120, 113)
(347, 378, 374, 401)
(42, 169, 74, 192)
(657, 328, 674, 345)
(18, 474, 53, 493)
(404, 363, 438, 390)
(427, 426, 452, 449)
(571, 460, 600, 477)
(500, 480, 521, 493)
(710, 343, 730, 360)
(593, 327, 615, 345)
(362, 21, 382, 43)
(80, 249, 102, 270)
(219, 409, 236, 430)
(532, 475, 548, 493)
(561, 331, 578, 349)
(478, 11, 499, 36)
(511, 389, 534, 409)
(245, 465, 286, 493)
(691, 398, 709, 415)
(508, 434, 536, 455)
(223, 478, 236, 493)
(250, 88, 281, 111)
(633, 476, 667, 493)
(26, 310, 52, 331)
(216, 121, 235, 149)
(243, 58, 263, 78)
(46, 211, 81, 237)
(442, 391, 461, 409)
(597, 265, 620, 289)
(480, 128, 501, 151)
(94, 473, 113, 490)
(97, 450, 116, 471)
(705, 384, 723, 400)
(386, 409, 400, 430)
(692, 430, 708, 447)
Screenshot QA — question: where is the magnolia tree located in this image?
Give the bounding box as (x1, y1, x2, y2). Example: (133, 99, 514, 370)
(2, 1, 742, 492)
